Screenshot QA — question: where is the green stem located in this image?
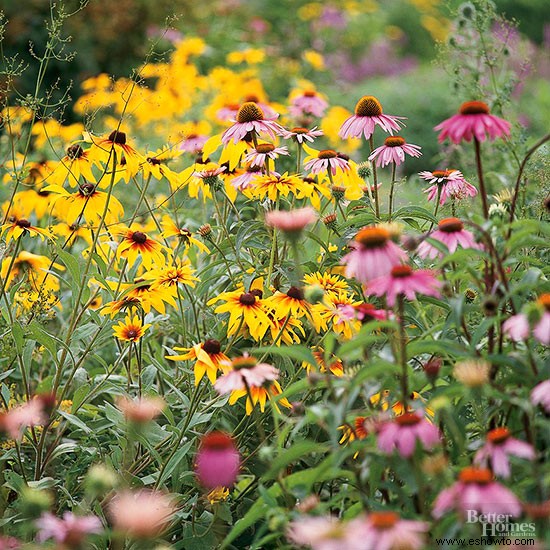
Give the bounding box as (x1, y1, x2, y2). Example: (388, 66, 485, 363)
(473, 138, 489, 219)
(368, 136, 380, 218)
(388, 162, 397, 221)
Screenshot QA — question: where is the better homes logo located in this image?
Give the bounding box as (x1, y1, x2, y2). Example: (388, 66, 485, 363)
(466, 511, 536, 537)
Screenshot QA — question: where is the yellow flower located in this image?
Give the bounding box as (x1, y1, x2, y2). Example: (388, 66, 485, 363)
(321, 106, 361, 154)
(1, 251, 63, 291)
(206, 487, 230, 505)
(89, 129, 145, 177)
(49, 143, 97, 187)
(303, 271, 349, 297)
(116, 228, 167, 270)
(244, 172, 315, 202)
(266, 287, 325, 332)
(303, 50, 325, 70)
(227, 48, 266, 65)
(0, 205, 51, 243)
(302, 347, 344, 377)
(160, 216, 210, 254)
(103, 279, 177, 315)
(229, 381, 291, 415)
(142, 261, 198, 290)
(113, 314, 151, 342)
(313, 291, 362, 340)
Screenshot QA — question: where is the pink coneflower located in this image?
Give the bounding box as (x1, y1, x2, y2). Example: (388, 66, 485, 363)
(192, 165, 226, 181)
(474, 427, 535, 478)
(280, 126, 324, 144)
(339, 96, 406, 140)
(230, 165, 269, 191)
(116, 396, 165, 423)
(195, 431, 240, 489)
(352, 511, 429, 550)
(368, 136, 422, 168)
(244, 143, 289, 168)
(352, 303, 390, 323)
(417, 217, 480, 260)
(420, 169, 478, 205)
(180, 134, 208, 154)
(216, 103, 240, 122)
(367, 265, 442, 306)
(36, 512, 102, 547)
(221, 102, 284, 145)
(531, 380, 550, 413)
(304, 149, 350, 176)
(286, 516, 351, 550)
(434, 100, 511, 143)
(108, 490, 175, 538)
(432, 467, 522, 519)
(0, 399, 46, 440)
(289, 90, 329, 118)
(377, 411, 440, 457)
(214, 356, 280, 395)
(265, 207, 317, 236)
(0, 536, 20, 549)
(503, 294, 550, 346)
(341, 226, 407, 284)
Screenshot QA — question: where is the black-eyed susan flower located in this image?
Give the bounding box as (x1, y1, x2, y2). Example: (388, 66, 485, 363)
(267, 313, 305, 346)
(142, 260, 198, 290)
(313, 291, 362, 340)
(266, 286, 325, 332)
(112, 314, 151, 342)
(303, 271, 349, 298)
(166, 339, 230, 385)
(51, 143, 97, 187)
(1, 251, 63, 291)
(208, 287, 271, 341)
(303, 347, 344, 377)
(116, 227, 167, 270)
(51, 222, 93, 247)
(160, 216, 210, 254)
(90, 129, 144, 176)
(244, 172, 315, 202)
(0, 206, 50, 243)
(104, 279, 177, 315)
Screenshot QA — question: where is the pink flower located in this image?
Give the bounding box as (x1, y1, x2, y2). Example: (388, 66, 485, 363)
(417, 217, 480, 260)
(351, 511, 428, 550)
(265, 207, 317, 235)
(367, 265, 442, 307)
(341, 226, 407, 284)
(214, 356, 280, 395)
(230, 165, 272, 191)
(368, 136, 422, 167)
(351, 303, 390, 323)
(108, 490, 175, 538)
(503, 294, 550, 345)
(0, 536, 20, 549)
(36, 512, 102, 546)
(289, 90, 329, 118)
(531, 380, 550, 413)
(195, 431, 240, 488)
(474, 427, 535, 478)
(244, 143, 289, 168)
(377, 411, 440, 457)
(0, 399, 46, 440)
(339, 96, 406, 140)
(280, 126, 324, 144)
(216, 103, 240, 122)
(419, 169, 478, 205)
(432, 467, 522, 519)
(221, 102, 284, 145)
(502, 313, 530, 341)
(180, 134, 208, 154)
(304, 149, 350, 176)
(434, 100, 511, 144)
(116, 396, 165, 423)
(286, 516, 352, 550)
(192, 165, 226, 180)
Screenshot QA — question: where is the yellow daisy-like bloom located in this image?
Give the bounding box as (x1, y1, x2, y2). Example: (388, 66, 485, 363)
(206, 487, 230, 505)
(1, 251, 63, 291)
(302, 347, 344, 377)
(100, 296, 142, 317)
(229, 381, 291, 415)
(0, 206, 50, 243)
(113, 314, 151, 342)
(267, 313, 305, 346)
(166, 340, 230, 385)
(303, 271, 349, 298)
(208, 287, 271, 341)
(116, 228, 167, 270)
(266, 287, 325, 332)
(51, 222, 93, 247)
(103, 279, 177, 315)
(160, 216, 210, 253)
(314, 291, 362, 340)
(320, 106, 361, 154)
(141, 147, 191, 191)
(244, 172, 315, 202)
(50, 143, 97, 187)
(90, 129, 144, 176)
(12, 188, 55, 220)
(142, 260, 198, 290)
(370, 390, 434, 419)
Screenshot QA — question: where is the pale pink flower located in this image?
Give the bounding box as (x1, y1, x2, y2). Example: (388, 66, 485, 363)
(419, 169, 478, 205)
(195, 431, 240, 488)
(286, 516, 352, 550)
(244, 143, 289, 168)
(351, 511, 429, 550)
(503, 294, 550, 345)
(432, 467, 522, 519)
(341, 226, 407, 284)
(417, 217, 480, 260)
(230, 166, 273, 191)
(531, 380, 550, 413)
(117, 396, 165, 423)
(0, 536, 20, 549)
(192, 165, 226, 180)
(265, 207, 317, 234)
(377, 411, 441, 457)
(280, 126, 324, 144)
(214, 356, 280, 395)
(474, 427, 535, 478)
(0, 399, 46, 440)
(180, 134, 208, 154)
(368, 136, 422, 167)
(216, 103, 240, 122)
(339, 96, 406, 140)
(350, 303, 390, 323)
(502, 314, 530, 342)
(367, 265, 442, 307)
(304, 149, 350, 176)
(289, 91, 329, 118)
(108, 490, 175, 538)
(36, 512, 102, 546)
(221, 102, 284, 145)
(434, 100, 511, 143)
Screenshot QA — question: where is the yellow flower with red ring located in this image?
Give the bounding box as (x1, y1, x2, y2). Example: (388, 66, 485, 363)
(113, 314, 151, 342)
(116, 227, 167, 270)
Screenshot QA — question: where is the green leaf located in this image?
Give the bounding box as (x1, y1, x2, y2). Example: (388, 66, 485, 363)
(263, 441, 328, 480)
(57, 410, 92, 434)
(252, 344, 317, 367)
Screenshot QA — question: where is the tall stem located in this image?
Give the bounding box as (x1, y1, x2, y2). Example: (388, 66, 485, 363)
(397, 295, 409, 410)
(474, 138, 489, 219)
(388, 163, 397, 221)
(368, 136, 380, 218)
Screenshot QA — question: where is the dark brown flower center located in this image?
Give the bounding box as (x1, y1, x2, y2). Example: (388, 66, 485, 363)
(369, 511, 399, 529)
(303, 90, 317, 97)
(37, 189, 50, 197)
(147, 157, 162, 165)
(395, 412, 422, 426)
(355, 227, 390, 249)
(236, 102, 264, 123)
(246, 165, 262, 173)
(459, 101, 490, 115)
(459, 467, 493, 485)
(79, 182, 95, 196)
(355, 96, 383, 117)
(108, 130, 127, 144)
(287, 286, 304, 300)
(239, 292, 256, 306)
(432, 169, 455, 178)
(16, 219, 31, 228)
(250, 288, 263, 299)
(126, 329, 139, 339)
(201, 431, 235, 450)
(384, 136, 406, 147)
(291, 127, 309, 134)
(131, 231, 147, 244)
(67, 144, 84, 159)
(318, 149, 337, 159)
(203, 339, 221, 354)
(438, 217, 464, 233)
(391, 265, 413, 278)
(244, 94, 260, 103)
(487, 426, 510, 444)
(256, 143, 275, 154)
